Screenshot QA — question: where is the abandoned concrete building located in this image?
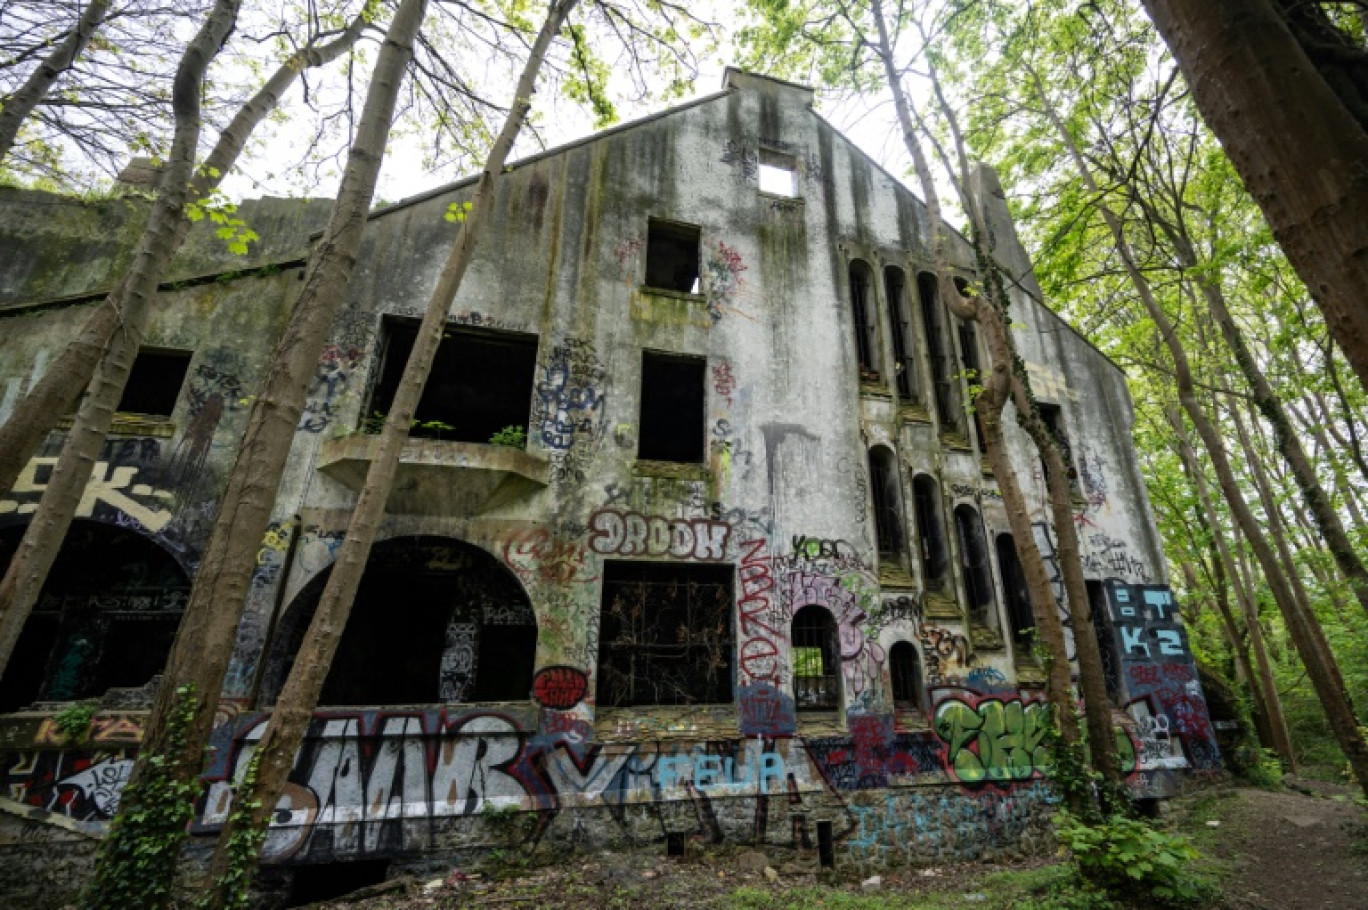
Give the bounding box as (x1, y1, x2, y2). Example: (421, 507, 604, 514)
(0, 70, 1218, 903)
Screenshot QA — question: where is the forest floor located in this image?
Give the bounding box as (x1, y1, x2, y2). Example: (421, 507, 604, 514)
(299, 782, 1368, 910)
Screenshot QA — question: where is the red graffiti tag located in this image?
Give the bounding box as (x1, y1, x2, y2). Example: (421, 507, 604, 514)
(531, 666, 590, 710)
(737, 538, 781, 685)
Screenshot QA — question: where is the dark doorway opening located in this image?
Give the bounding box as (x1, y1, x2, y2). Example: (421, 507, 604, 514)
(366, 321, 537, 444)
(869, 447, 905, 559)
(996, 533, 1035, 650)
(287, 860, 390, 907)
(889, 640, 923, 709)
(913, 475, 948, 592)
(265, 537, 537, 707)
(955, 505, 993, 624)
(644, 219, 701, 293)
(117, 348, 192, 417)
(0, 521, 190, 711)
(849, 260, 880, 380)
(638, 352, 705, 463)
(916, 272, 959, 430)
(597, 561, 733, 706)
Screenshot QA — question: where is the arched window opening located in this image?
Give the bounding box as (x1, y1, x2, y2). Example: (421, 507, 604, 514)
(916, 272, 959, 430)
(849, 260, 880, 381)
(885, 266, 919, 402)
(791, 605, 840, 710)
(912, 475, 948, 592)
(954, 505, 993, 625)
(264, 537, 537, 706)
(0, 521, 190, 711)
(957, 322, 988, 453)
(869, 447, 905, 559)
(996, 534, 1035, 649)
(889, 640, 923, 709)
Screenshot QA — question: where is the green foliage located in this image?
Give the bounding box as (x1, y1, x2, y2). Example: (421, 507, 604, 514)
(1238, 747, 1285, 789)
(362, 411, 387, 434)
(84, 685, 200, 910)
(186, 185, 259, 255)
(1055, 810, 1216, 908)
(53, 700, 99, 743)
(489, 424, 527, 448)
(198, 751, 268, 910)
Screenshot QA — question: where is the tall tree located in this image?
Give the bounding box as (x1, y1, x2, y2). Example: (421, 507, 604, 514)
(1137, 0, 1368, 391)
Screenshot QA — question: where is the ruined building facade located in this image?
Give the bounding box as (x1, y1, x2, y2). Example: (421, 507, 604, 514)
(0, 70, 1217, 903)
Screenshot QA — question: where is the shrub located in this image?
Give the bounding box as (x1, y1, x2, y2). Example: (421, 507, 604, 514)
(1054, 810, 1215, 907)
(489, 425, 527, 448)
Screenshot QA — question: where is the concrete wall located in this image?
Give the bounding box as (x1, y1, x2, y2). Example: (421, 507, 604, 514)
(0, 70, 1216, 901)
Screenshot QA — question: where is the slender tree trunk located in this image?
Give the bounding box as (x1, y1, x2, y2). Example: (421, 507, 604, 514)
(0, 0, 112, 164)
(1172, 409, 1295, 767)
(1138, 0, 1368, 391)
(1041, 75, 1367, 794)
(0, 11, 370, 678)
(0, 11, 369, 502)
(202, 1, 576, 898)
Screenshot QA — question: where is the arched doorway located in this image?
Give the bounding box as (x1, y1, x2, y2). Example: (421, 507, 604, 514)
(888, 640, 923, 711)
(262, 536, 537, 706)
(791, 605, 840, 711)
(0, 520, 191, 711)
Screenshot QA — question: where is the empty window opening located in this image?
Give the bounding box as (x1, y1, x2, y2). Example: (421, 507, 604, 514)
(116, 348, 192, 417)
(0, 521, 190, 711)
(264, 537, 537, 707)
(996, 533, 1035, 650)
(869, 447, 905, 559)
(638, 352, 705, 463)
(916, 272, 960, 429)
(957, 322, 988, 453)
(849, 260, 880, 380)
(1087, 579, 1122, 701)
(367, 321, 537, 444)
(645, 219, 701, 293)
(913, 475, 949, 593)
(954, 504, 993, 625)
(288, 860, 390, 907)
(597, 561, 733, 707)
(1037, 403, 1078, 490)
(885, 266, 919, 403)
(791, 605, 840, 711)
(889, 640, 923, 709)
(758, 149, 798, 198)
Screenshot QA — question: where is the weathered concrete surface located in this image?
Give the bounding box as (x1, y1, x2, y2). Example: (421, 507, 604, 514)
(0, 69, 1217, 904)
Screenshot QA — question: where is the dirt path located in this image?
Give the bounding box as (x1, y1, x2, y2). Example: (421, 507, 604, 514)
(1196, 785, 1368, 910)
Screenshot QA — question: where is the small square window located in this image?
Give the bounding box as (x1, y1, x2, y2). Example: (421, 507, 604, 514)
(758, 149, 798, 198)
(638, 352, 705, 463)
(117, 349, 192, 417)
(645, 219, 701, 294)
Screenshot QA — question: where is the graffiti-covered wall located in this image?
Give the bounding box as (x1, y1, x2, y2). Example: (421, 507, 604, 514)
(0, 68, 1216, 899)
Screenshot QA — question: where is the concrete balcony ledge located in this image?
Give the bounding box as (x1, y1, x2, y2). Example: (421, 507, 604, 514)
(318, 433, 549, 515)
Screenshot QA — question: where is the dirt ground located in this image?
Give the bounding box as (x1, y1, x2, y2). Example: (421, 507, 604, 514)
(297, 783, 1368, 910)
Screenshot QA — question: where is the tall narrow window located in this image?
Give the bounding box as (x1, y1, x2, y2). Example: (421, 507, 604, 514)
(885, 266, 919, 402)
(954, 504, 993, 624)
(117, 348, 192, 417)
(889, 640, 923, 709)
(639, 352, 706, 463)
(597, 562, 734, 706)
(869, 447, 905, 559)
(917, 272, 959, 429)
(1037, 403, 1077, 491)
(791, 605, 839, 710)
(913, 475, 948, 592)
(849, 260, 880, 381)
(957, 322, 988, 453)
(995, 534, 1035, 649)
(1088, 580, 1121, 701)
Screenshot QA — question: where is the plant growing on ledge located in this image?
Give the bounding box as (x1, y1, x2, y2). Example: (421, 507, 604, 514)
(489, 425, 527, 448)
(53, 700, 99, 743)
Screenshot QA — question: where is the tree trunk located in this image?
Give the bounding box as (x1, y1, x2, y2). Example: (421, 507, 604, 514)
(1138, 0, 1368, 392)
(0, 0, 112, 164)
(0, 11, 369, 502)
(0, 11, 370, 678)
(201, 1, 576, 899)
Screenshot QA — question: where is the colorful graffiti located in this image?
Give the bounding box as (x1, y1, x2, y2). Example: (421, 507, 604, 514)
(704, 241, 748, 322)
(299, 344, 364, 434)
(1, 455, 175, 533)
(531, 667, 589, 710)
(587, 509, 730, 561)
(503, 527, 597, 584)
(933, 696, 1050, 786)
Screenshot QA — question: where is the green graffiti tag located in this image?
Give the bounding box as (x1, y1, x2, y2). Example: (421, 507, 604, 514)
(933, 697, 1050, 784)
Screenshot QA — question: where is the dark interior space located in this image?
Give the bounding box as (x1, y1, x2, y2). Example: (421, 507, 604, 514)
(367, 320, 537, 444)
(917, 272, 959, 429)
(849, 260, 879, 378)
(869, 447, 905, 558)
(886, 266, 918, 401)
(0, 521, 189, 711)
(638, 352, 705, 463)
(116, 348, 192, 417)
(644, 219, 700, 293)
(955, 505, 994, 624)
(791, 604, 839, 710)
(996, 533, 1036, 649)
(913, 475, 948, 592)
(889, 640, 922, 707)
(1037, 402, 1077, 487)
(1088, 579, 1121, 700)
(266, 537, 537, 707)
(287, 860, 390, 907)
(597, 561, 733, 706)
